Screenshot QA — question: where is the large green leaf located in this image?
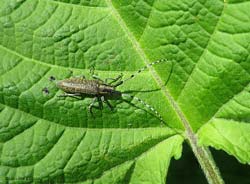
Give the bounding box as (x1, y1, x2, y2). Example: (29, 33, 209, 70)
(0, 0, 249, 183)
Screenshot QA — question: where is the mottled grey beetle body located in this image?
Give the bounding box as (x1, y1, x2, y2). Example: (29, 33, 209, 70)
(55, 74, 124, 114)
(57, 78, 118, 96)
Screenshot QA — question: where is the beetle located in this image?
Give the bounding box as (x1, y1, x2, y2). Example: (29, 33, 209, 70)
(55, 74, 123, 114)
(46, 59, 169, 123)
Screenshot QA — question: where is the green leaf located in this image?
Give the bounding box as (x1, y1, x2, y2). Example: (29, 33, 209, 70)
(0, 0, 249, 183)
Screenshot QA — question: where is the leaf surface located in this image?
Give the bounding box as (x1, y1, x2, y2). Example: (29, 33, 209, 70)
(0, 0, 249, 183)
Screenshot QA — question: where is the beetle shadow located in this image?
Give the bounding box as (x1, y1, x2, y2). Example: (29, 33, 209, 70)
(164, 59, 174, 86)
(121, 98, 165, 125)
(122, 88, 161, 94)
(105, 92, 163, 123)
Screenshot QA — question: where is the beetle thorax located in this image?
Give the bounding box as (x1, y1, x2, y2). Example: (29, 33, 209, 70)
(99, 84, 116, 95)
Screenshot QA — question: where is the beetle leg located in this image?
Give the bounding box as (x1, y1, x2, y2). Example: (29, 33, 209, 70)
(73, 75, 86, 79)
(97, 96, 103, 110)
(105, 74, 123, 84)
(88, 97, 98, 115)
(102, 96, 114, 111)
(89, 66, 95, 75)
(92, 74, 105, 83)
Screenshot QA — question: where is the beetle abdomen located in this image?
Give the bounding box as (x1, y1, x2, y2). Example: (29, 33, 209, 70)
(57, 78, 99, 95)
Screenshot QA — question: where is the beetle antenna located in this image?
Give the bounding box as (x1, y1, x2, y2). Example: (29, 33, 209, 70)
(114, 59, 169, 87)
(122, 93, 166, 125)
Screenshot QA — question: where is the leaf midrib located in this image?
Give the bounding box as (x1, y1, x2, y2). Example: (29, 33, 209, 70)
(105, 1, 225, 183)
(105, 0, 189, 138)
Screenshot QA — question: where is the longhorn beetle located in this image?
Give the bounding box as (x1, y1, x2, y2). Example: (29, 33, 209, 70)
(46, 59, 169, 123)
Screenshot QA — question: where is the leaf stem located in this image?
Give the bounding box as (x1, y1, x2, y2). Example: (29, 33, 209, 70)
(163, 86, 225, 184)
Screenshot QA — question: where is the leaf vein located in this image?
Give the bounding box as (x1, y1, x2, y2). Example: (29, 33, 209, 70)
(206, 82, 250, 126)
(177, 2, 226, 100)
(43, 0, 108, 9)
